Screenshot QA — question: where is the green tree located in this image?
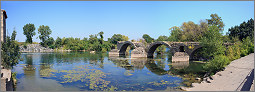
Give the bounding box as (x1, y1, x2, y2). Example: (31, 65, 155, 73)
(55, 37, 62, 48)
(228, 18, 254, 41)
(89, 34, 98, 44)
(181, 21, 205, 41)
(156, 35, 168, 41)
(23, 23, 36, 43)
(240, 37, 254, 56)
(168, 26, 182, 41)
(1, 30, 21, 69)
(38, 25, 52, 47)
(200, 25, 225, 59)
(98, 31, 104, 44)
(110, 34, 129, 44)
(142, 34, 154, 43)
(207, 13, 225, 32)
(47, 37, 55, 49)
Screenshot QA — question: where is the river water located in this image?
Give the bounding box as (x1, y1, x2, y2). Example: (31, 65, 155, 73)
(12, 51, 204, 91)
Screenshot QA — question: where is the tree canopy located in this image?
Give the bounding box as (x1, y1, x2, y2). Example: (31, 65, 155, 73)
(142, 34, 154, 43)
(109, 34, 129, 44)
(38, 25, 52, 47)
(228, 18, 254, 41)
(23, 23, 36, 43)
(207, 13, 225, 32)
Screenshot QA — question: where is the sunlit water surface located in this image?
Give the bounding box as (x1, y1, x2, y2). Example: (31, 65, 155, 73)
(12, 51, 203, 91)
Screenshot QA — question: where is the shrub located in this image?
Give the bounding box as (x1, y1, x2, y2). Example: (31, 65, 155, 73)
(226, 43, 241, 61)
(1, 30, 21, 69)
(240, 37, 254, 57)
(203, 55, 230, 74)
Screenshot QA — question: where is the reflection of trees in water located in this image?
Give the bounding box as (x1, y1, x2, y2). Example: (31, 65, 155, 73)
(110, 59, 134, 70)
(25, 54, 33, 65)
(145, 59, 169, 75)
(109, 57, 148, 70)
(40, 53, 55, 64)
(23, 54, 36, 76)
(171, 61, 189, 69)
(130, 59, 147, 70)
(54, 52, 106, 68)
(166, 50, 172, 63)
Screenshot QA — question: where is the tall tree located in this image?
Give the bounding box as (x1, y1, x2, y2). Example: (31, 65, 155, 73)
(156, 35, 168, 41)
(23, 23, 36, 43)
(55, 37, 62, 48)
(207, 13, 225, 32)
(110, 34, 129, 44)
(200, 25, 225, 59)
(181, 21, 202, 41)
(228, 18, 254, 41)
(168, 26, 182, 42)
(142, 34, 154, 43)
(98, 31, 104, 44)
(38, 25, 52, 47)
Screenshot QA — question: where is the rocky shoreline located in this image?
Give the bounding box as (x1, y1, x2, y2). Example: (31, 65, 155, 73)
(19, 44, 71, 52)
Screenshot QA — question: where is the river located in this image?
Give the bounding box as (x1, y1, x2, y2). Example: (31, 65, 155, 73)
(12, 51, 205, 91)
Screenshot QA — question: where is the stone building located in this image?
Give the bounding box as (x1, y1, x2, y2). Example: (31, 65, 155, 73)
(1, 9, 7, 42)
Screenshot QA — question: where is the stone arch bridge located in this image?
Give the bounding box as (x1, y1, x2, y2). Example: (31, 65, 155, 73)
(109, 41, 233, 61)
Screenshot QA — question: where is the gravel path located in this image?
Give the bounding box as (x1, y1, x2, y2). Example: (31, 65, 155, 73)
(186, 53, 254, 91)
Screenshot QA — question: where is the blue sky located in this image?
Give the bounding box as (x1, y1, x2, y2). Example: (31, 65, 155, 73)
(1, 1, 254, 42)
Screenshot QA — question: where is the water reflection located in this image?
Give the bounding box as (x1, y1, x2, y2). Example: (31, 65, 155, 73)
(13, 52, 202, 91)
(109, 57, 190, 76)
(23, 54, 35, 76)
(171, 61, 189, 69)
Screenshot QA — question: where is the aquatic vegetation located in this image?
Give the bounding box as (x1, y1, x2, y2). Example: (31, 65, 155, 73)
(39, 68, 57, 77)
(23, 65, 36, 71)
(147, 80, 179, 88)
(57, 65, 116, 91)
(124, 70, 134, 76)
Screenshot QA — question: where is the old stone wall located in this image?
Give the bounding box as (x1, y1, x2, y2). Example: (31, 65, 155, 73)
(1, 9, 7, 42)
(1, 66, 13, 91)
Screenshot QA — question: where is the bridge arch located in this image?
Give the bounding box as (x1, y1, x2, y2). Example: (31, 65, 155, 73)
(118, 41, 136, 55)
(147, 41, 171, 58)
(189, 46, 204, 60)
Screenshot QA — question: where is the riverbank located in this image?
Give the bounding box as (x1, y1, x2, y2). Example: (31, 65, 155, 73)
(19, 44, 71, 52)
(183, 53, 254, 91)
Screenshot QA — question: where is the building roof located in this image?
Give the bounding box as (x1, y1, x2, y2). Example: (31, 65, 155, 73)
(1, 9, 7, 19)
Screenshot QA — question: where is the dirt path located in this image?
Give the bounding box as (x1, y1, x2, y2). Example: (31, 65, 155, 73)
(186, 53, 254, 91)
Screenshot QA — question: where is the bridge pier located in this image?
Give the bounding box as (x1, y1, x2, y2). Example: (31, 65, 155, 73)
(131, 47, 147, 58)
(108, 49, 120, 57)
(172, 52, 189, 62)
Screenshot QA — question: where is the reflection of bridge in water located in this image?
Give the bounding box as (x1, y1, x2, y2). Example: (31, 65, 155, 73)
(108, 57, 190, 75)
(109, 41, 233, 61)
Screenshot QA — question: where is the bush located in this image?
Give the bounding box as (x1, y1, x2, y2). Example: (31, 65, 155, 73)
(203, 55, 230, 74)
(226, 42, 241, 61)
(1, 30, 21, 69)
(240, 37, 254, 57)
